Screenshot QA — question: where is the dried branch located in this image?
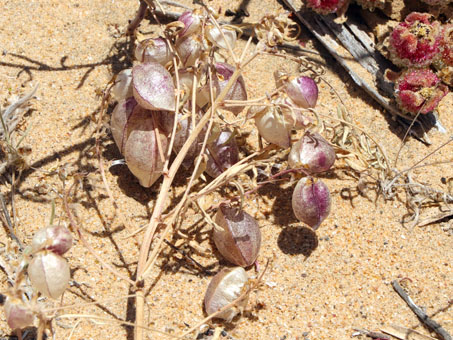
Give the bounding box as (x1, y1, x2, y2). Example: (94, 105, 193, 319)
(392, 280, 452, 340)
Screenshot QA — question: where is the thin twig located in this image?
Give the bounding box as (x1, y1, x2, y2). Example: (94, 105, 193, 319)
(392, 280, 452, 340)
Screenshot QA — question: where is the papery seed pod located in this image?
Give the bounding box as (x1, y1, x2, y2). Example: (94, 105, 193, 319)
(132, 62, 175, 111)
(206, 24, 237, 50)
(110, 98, 170, 187)
(28, 251, 70, 299)
(111, 69, 133, 101)
(288, 132, 335, 173)
(4, 297, 34, 330)
(197, 63, 247, 115)
(178, 11, 201, 38)
(292, 177, 331, 230)
(205, 130, 239, 178)
(204, 267, 249, 321)
(279, 98, 312, 130)
(389, 12, 442, 68)
(166, 111, 206, 169)
(134, 38, 173, 65)
(213, 206, 261, 267)
(305, 0, 349, 14)
(31, 225, 73, 256)
(253, 106, 292, 148)
(110, 97, 139, 153)
(285, 76, 318, 109)
(174, 69, 196, 98)
(176, 35, 203, 67)
(394, 68, 448, 114)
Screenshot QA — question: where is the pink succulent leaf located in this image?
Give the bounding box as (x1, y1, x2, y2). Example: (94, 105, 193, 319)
(395, 68, 448, 114)
(389, 12, 442, 67)
(305, 0, 349, 14)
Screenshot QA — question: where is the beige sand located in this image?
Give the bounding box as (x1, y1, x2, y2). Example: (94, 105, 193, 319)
(0, 1, 451, 339)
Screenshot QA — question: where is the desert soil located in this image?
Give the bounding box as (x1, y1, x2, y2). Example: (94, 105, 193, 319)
(0, 0, 452, 339)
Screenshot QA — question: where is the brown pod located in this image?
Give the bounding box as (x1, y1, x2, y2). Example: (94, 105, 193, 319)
(204, 267, 249, 321)
(110, 98, 170, 188)
(213, 205, 261, 267)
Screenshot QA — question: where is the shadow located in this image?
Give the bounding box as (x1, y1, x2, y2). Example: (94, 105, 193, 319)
(1, 38, 132, 88)
(277, 225, 318, 256)
(257, 184, 298, 226)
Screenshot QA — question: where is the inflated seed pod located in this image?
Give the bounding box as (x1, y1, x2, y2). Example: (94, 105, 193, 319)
(176, 35, 203, 67)
(111, 68, 133, 101)
(110, 98, 169, 187)
(292, 177, 331, 230)
(4, 297, 34, 330)
(213, 205, 261, 267)
(204, 267, 249, 321)
(284, 76, 318, 109)
(31, 225, 73, 255)
(178, 10, 201, 38)
(205, 130, 239, 178)
(132, 62, 175, 111)
(28, 251, 70, 299)
(197, 63, 247, 115)
(206, 24, 237, 50)
(253, 105, 292, 148)
(288, 132, 335, 173)
(134, 38, 173, 65)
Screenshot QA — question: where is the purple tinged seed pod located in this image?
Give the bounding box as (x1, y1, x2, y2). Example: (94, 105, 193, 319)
(178, 11, 201, 38)
(285, 76, 318, 109)
(204, 267, 249, 321)
(205, 130, 239, 178)
(110, 97, 139, 154)
(31, 225, 73, 256)
(253, 106, 292, 148)
(132, 62, 175, 111)
(110, 99, 170, 187)
(213, 205, 261, 267)
(28, 251, 70, 299)
(176, 35, 203, 67)
(111, 68, 133, 101)
(206, 24, 237, 50)
(197, 63, 248, 115)
(292, 177, 331, 230)
(4, 297, 34, 330)
(288, 132, 335, 173)
(134, 38, 173, 65)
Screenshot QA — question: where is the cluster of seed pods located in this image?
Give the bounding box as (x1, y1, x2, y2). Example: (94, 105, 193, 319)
(110, 10, 247, 187)
(110, 10, 336, 322)
(4, 226, 73, 330)
(205, 79, 336, 321)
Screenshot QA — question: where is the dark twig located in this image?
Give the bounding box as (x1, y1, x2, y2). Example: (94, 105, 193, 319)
(353, 327, 390, 340)
(126, 0, 148, 35)
(392, 280, 452, 340)
(0, 192, 23, 249)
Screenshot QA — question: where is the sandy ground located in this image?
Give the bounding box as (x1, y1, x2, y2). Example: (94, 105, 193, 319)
(0, 0, 452, 339)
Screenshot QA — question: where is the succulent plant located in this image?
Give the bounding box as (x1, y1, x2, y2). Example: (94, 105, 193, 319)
(355, 0, 386, 10)
(304, 0, 349, 14)
(388, 12, 442, 68)
(394, 68, 449, 114)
